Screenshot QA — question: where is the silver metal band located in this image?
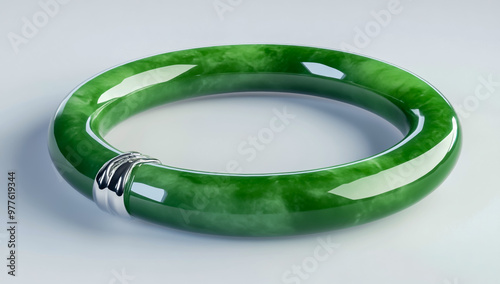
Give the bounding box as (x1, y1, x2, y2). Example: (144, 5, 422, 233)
(92, 152, 160, 217)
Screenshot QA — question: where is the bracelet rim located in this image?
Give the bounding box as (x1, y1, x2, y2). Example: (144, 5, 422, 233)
(48, 44, 461, 236)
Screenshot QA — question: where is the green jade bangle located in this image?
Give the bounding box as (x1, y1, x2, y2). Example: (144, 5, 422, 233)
(48, 45, 461, 236)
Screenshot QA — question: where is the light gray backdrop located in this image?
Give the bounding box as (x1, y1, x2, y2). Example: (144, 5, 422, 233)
(1, 0, 499, 283)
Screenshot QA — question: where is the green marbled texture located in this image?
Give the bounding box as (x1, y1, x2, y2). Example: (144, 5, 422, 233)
(48, 45, 461, 236)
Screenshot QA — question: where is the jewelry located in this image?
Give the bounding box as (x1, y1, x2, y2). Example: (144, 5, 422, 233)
(48, 45, 461, 236)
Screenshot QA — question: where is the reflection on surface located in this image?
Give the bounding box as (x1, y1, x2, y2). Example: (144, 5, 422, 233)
(131, 182, 167, 202)
(302, 62, 345, 79)
(97, 64, 197, 104)
(329, 117, 458, 200)
(86, 117, 119, 153)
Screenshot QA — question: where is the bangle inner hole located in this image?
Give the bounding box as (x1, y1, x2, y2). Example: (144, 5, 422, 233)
(104, 91, 406, 174)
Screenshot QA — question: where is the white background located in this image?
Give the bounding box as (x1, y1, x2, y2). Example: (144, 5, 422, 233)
(1, 0, 499, 283)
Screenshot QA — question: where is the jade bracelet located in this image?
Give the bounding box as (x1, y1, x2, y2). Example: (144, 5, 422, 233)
(48, 44, 461, 236)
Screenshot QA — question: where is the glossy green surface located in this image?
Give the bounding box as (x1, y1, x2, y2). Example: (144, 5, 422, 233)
(48, 45, 461, 236)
